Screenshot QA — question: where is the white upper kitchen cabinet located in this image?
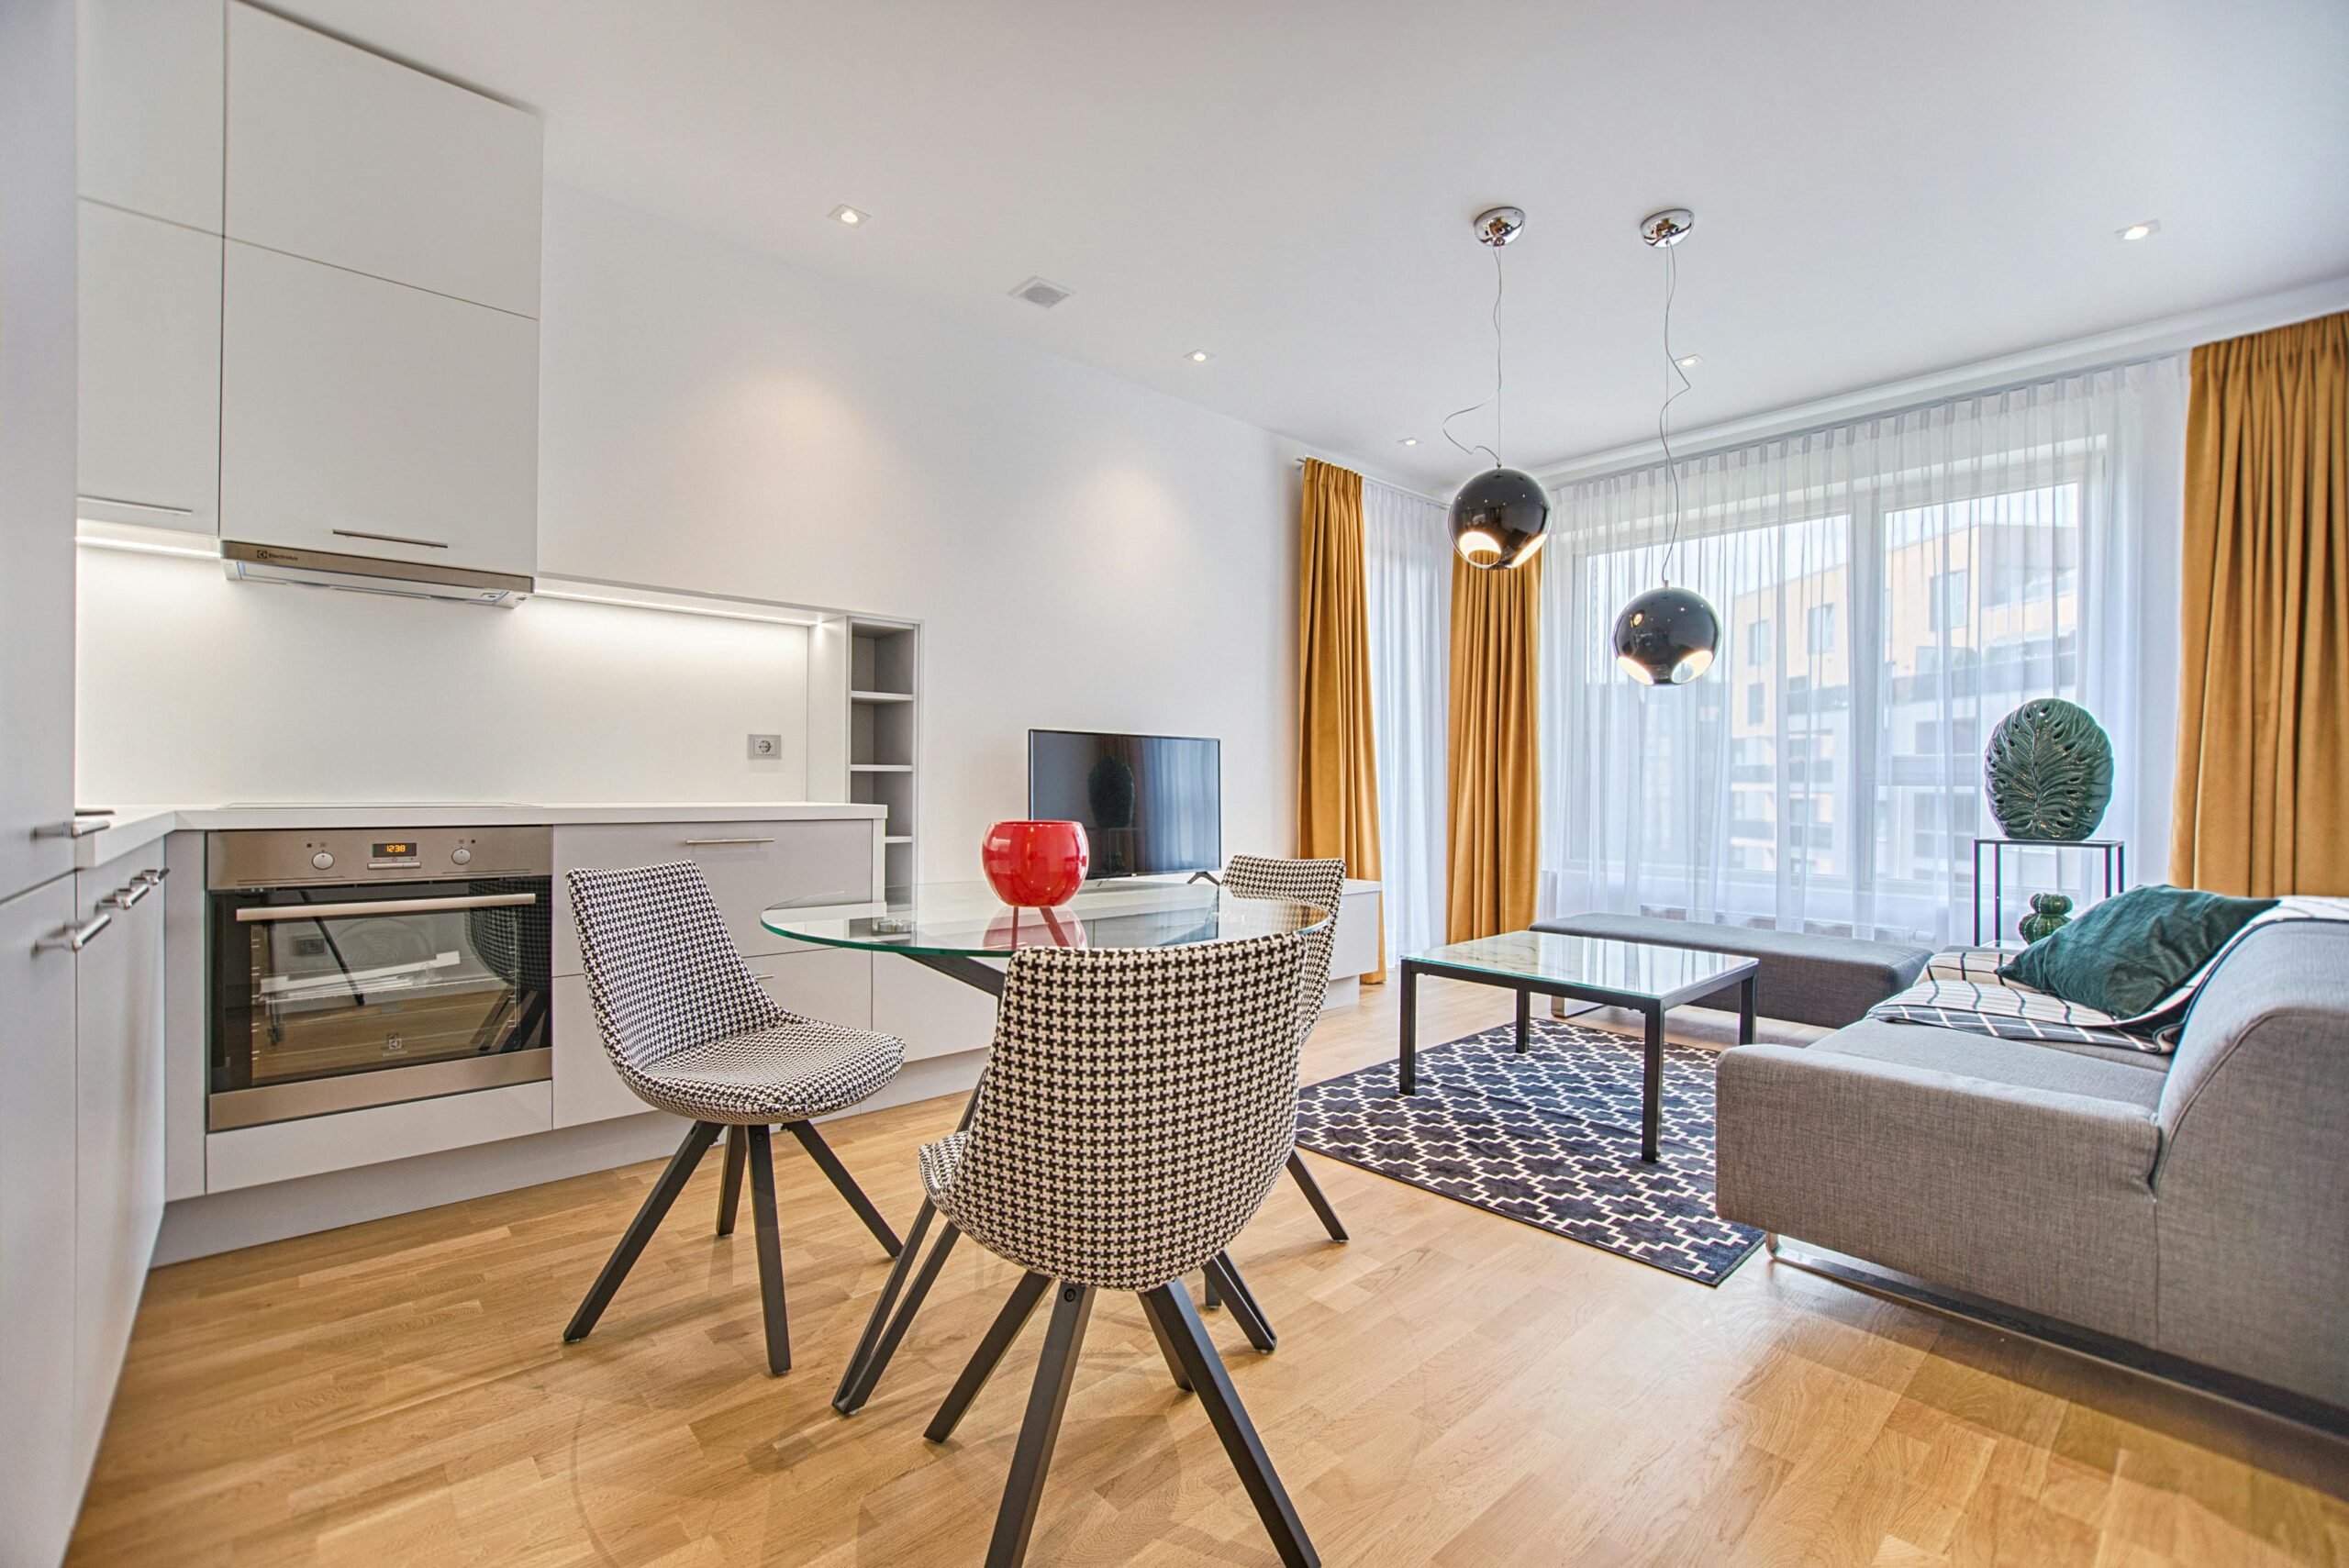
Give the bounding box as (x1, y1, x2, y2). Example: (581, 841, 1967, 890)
(77, 202, 222, 534)
(219, 240, 540, 574)
(77, 0, 226, 234)
(225, 2, 541, 317)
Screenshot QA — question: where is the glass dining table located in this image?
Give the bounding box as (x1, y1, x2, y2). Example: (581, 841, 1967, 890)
(760, 878, 1333, 1414)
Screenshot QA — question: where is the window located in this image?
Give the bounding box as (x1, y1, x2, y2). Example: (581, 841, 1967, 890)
(1807, 604, 1837, 653)
(1930, 569, 1969, 632)
(1745, 683, 1764, 725)
(1746, 619, 1771, 665)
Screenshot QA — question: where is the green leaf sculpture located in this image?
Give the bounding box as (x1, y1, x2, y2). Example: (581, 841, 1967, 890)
(1983, 698, 2113, 841)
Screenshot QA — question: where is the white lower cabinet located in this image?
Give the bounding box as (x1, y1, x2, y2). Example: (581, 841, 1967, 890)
(1, 851, 171, 1567)
(0, 876, 83, 1568)
(553, 947, 874, 1129)
(72, 849, 169, 1484)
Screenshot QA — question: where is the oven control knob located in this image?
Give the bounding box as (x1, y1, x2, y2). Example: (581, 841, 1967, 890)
(311, 851, 335, 871)
(451, 846, 473, 866)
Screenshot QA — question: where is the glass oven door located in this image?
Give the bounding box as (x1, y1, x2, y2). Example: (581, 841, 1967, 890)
(209, 877, 551, 1129)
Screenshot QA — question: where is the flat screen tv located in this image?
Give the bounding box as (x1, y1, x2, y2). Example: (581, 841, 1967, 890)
(1027, 729, 1220, 880)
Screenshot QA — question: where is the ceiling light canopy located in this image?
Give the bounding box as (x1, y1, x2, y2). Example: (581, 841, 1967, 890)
(1187, 349, 1213, 362)
(1676, 354, 1702, 368)
(1397, 437, 1419, 447)
(1444, 206, 1551, 569)
(829, 204, 868, 226)
(2119, 219, 2161, 241)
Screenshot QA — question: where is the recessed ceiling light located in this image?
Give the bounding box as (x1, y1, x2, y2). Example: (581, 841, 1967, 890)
(830, 204, 868, 227)
(1397, 437, 1419, 447)
(1676, 354, 1702, 368)
(1187, 350, 1213, 363)
(2118, 219, 2160, 241)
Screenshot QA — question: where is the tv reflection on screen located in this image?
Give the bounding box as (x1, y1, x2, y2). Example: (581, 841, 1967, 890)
(1027, 729, 1220, 880)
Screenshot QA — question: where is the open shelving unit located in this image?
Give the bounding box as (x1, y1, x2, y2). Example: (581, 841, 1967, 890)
(808, 616, 921, 890)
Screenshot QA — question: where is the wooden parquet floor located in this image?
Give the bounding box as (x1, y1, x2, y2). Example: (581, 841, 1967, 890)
(67, 977, 2349, 1566)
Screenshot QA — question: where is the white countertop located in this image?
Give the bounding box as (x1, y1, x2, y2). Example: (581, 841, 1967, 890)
(72, 801, 886, 869)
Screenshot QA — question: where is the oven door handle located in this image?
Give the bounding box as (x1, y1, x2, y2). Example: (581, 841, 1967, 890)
(235, 892, 541, 923)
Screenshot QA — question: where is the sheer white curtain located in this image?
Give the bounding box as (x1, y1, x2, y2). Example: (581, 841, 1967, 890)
(1538, 356, 2189, 945)
(1364, 477, 1451, 962)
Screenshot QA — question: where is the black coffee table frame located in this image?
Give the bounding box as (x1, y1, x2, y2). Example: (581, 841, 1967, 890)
(1397, 950, 1759, 1162)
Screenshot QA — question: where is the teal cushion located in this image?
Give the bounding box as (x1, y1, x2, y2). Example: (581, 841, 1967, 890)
(2000, 884, 2276, 1018)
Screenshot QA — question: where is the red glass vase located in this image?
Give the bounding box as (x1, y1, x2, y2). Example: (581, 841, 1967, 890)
(981, 819, 1089, 908)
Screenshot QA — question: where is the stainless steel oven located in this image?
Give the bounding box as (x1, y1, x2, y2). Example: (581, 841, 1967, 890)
(207, 827, 551, 1130)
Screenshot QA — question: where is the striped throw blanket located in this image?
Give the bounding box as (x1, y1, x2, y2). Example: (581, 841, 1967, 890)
(1870, 897, 2349, 1055)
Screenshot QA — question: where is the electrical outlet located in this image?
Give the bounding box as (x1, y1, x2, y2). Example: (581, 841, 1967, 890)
(747, 733, 781, 760)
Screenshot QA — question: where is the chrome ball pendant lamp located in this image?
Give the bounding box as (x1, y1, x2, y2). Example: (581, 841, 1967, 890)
(1446, 206, 1549, 570)
(1612, 208, 1720, 684)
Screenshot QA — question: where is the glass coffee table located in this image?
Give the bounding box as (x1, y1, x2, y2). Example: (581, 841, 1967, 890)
(1398, 931, 1759, 1162)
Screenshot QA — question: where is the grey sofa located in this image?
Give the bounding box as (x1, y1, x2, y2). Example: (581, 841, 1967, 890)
(1715, 918, 2349, 1415)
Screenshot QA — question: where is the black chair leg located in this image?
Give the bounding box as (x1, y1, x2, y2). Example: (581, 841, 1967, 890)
(835, 1220, 961, 1413)
(1141, 1294, 1195, 1394)
(715, 1125, 748, 1237)
(786, 1118, 903, 1257)
(986, 1284, 1096, 1568)
(565, 1120, 720, 1344)
(1205, 1252, 1276, 1353)
(833, 1197, 935, 1412)
(1203, 1267, 1221, 1310)
(926, 1271, 1051, 1442)
(744, 1124, 791, 1374)
(1285, 1150, 1349, 1242)
(1140, 1282, 1319, 1568)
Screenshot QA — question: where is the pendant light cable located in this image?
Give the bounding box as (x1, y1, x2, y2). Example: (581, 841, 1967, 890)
(1657, 241, 1692, 583)
(1442, 246, 1506, 467)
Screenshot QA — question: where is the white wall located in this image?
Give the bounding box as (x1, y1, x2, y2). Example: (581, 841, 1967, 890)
(535, 184, 1295, 869)
(78, 183, 1298, 845)
(76, 549, 812, 805)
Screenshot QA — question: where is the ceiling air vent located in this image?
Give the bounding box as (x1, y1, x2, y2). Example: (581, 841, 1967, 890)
(1009, 275, 1074, 309)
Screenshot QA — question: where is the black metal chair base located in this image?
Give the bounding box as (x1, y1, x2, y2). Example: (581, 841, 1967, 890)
(1285, 1149, 1348, 1242)
(563, 1117, 899, 1379)
(976, 1277, 1319, 1568)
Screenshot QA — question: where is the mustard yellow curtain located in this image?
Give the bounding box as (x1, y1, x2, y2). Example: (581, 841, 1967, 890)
(1297, 459, 1385, 977)
(2171, 311, 2349, 895)
(1445, 551, 1541, 940)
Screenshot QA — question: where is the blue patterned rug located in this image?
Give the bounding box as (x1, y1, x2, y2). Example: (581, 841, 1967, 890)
(1295, 1018, 1765, 1284)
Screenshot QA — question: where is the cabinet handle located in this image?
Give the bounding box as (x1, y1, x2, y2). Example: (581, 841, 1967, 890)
(137, 867, 172, 885)
(79, 495, 195, 518)
(37, 817, 110, 840)
(103, 881, 154, 909)
(331, 528, 450, 550)
(36, 913, 113, 953)
(684, 837, 775, 848)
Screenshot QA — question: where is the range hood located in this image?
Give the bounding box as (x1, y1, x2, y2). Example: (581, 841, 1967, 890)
(222, 540, 532, 606)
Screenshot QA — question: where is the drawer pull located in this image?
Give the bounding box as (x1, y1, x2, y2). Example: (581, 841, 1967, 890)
(37, 913, 113, 953)
(103, 880, 154, 909)
(683, 837, 775, 848)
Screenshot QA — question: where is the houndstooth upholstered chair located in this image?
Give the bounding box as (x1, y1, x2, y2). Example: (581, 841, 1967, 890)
(562, 862, 907, 1376)
(915, 931, 1321, 1568)
(1221, 853, 1352, 1246)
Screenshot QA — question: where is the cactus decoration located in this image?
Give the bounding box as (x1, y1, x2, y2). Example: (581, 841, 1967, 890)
(2019, 893, 2074, 943)
(1983, 698, 2113, 841)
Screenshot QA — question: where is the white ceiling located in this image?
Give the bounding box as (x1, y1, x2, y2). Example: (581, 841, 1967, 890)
(272, 0, 2349, 486)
